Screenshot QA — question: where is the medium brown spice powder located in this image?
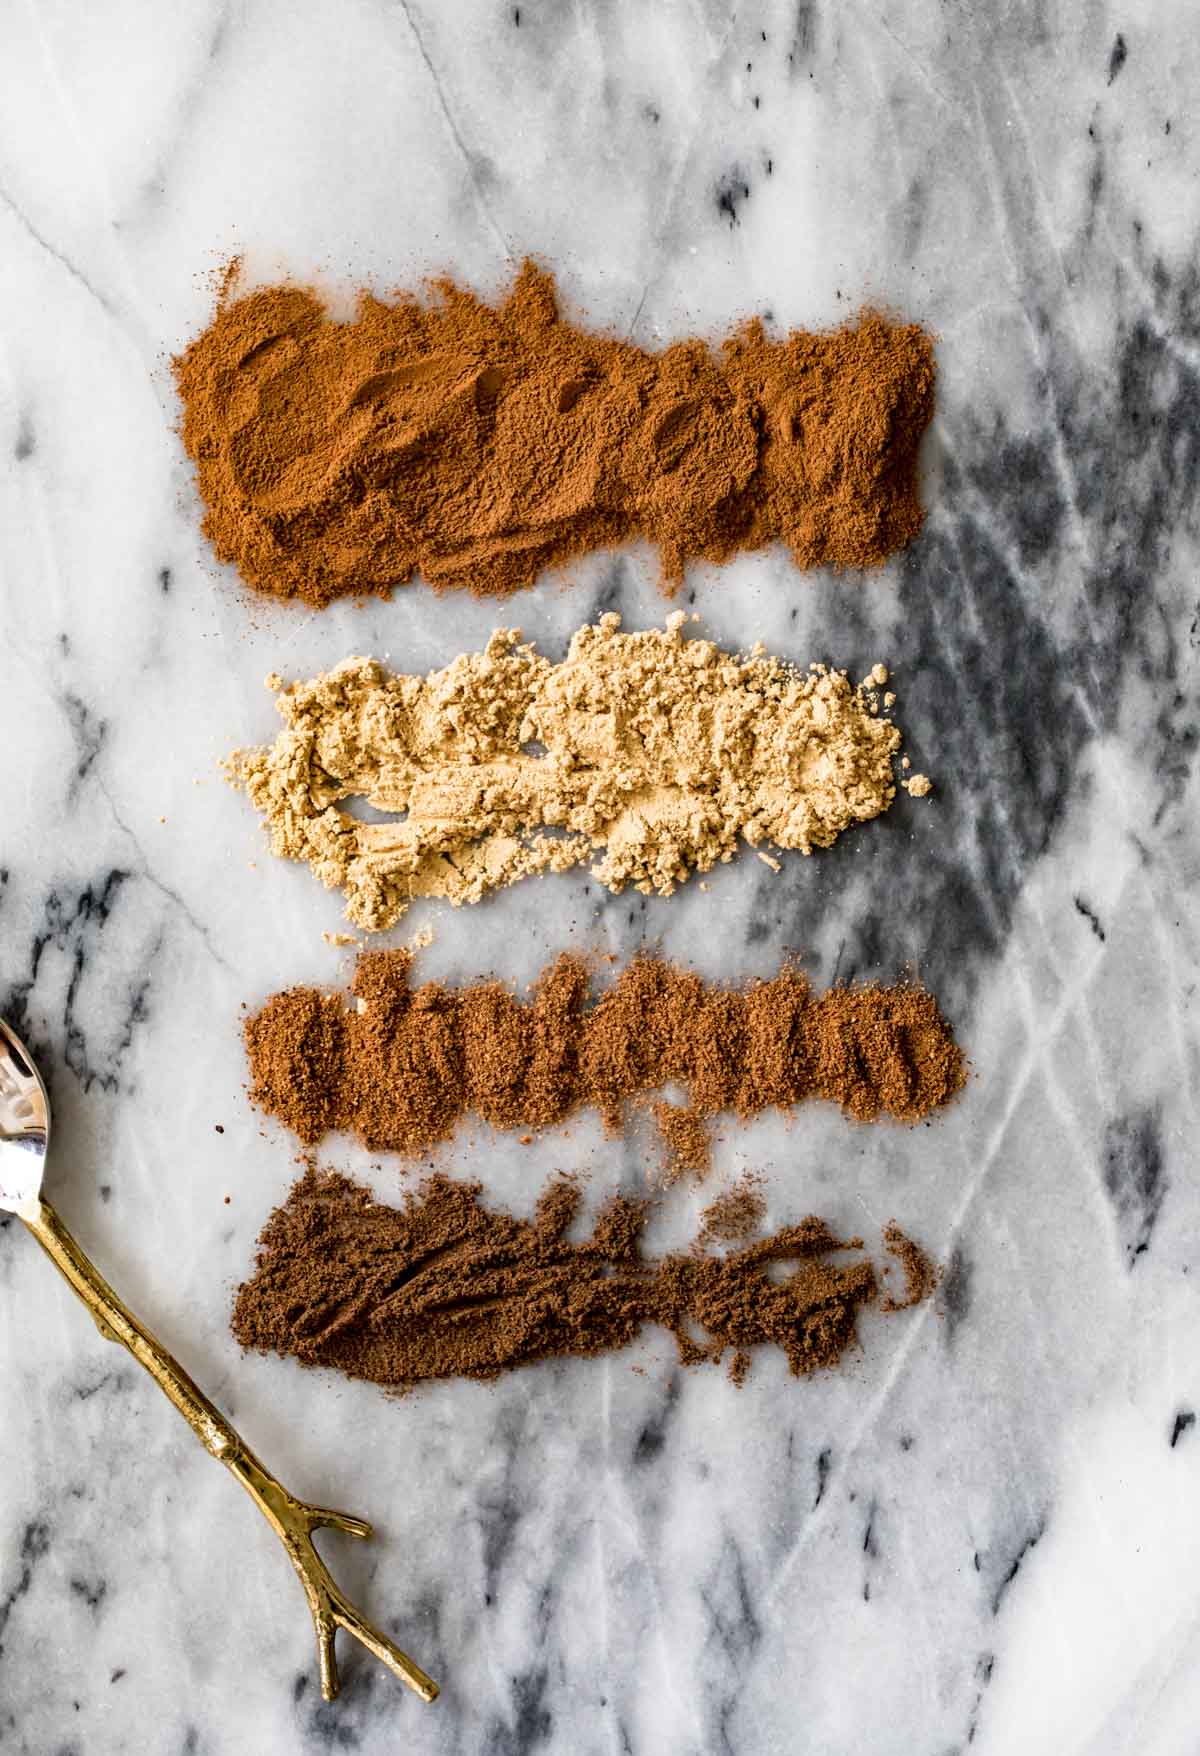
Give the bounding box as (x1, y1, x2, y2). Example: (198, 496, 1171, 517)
(654, 1101, 713, 1180)
(243, 950, 966, 1163)
(175, 260, 935, 605)
(231, 1167, 935, 1391)
(697, 1176, 768, 1245)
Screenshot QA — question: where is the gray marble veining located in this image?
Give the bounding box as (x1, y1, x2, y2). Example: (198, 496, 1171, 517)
(3, 2, 1200, 1751)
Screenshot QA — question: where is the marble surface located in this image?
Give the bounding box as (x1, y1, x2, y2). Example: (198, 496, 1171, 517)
(3, 2, 1200, 1750)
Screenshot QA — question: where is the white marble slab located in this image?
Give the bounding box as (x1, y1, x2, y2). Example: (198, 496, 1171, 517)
(3, 2, 1200, 1751)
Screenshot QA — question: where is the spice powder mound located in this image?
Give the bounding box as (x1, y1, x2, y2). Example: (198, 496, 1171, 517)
(175, 259, 936, 605)
(231, 1167, 935, 1390)
(243, 949, 966, 1161)
(228, 615, 928, 931)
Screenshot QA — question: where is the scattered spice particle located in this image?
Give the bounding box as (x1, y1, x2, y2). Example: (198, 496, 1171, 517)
(654, 1101, 712, 1180)
(880, 1221, 940, 1310)
(697, 1175, 767, 1245)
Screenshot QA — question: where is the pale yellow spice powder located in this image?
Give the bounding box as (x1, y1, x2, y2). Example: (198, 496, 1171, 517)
(228, 614, 928, 930)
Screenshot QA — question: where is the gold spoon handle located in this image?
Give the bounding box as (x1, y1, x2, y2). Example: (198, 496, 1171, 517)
(20, 1195, 438, 1706)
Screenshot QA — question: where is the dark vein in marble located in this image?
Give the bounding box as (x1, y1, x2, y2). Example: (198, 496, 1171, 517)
(988, 1515, 1046, 1616)
(1073, 895, 1106, 940)
(0, 870, 164, 1104)
(395, 0, 509, 258)
(61, 691, 108, 799)
(940, 1247, 973, 1341)
(486, 1664, 554, 1755)
(632, 1373, 680, 1465)
(0, 1519, 52, 1655)
(0, 181, 116, 320)
(1170, 1408, 1195, 1448)
(89, 772, 235, 974)
(125, 5, 230, 220)
(1101, 1106, 1166, 1265)
(962, 1650, 996, 1748)
(739, 269, 1200, 1022)
(701, 1534, 763, 1692)
(813, 1445, 832, 1508)
(477, 1402, 531, 1607)
(13, 412, 35, 461)
(714, 165, 751, 226)
(68, 1575, 107, 1614)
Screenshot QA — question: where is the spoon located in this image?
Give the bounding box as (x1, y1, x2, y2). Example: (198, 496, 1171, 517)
(0, 1017, 437, 1706)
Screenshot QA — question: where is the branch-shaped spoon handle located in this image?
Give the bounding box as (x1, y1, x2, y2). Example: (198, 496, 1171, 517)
(20, 1195, 437, 1706)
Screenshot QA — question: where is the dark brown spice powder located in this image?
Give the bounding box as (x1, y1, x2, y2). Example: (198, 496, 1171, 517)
(231, 1168, 933, 1390)
(243, 951, 966, 1162)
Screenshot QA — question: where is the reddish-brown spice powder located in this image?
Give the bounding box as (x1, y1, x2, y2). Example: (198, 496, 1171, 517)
(231, 1168, 934, 1390)
(175, 261, 936, 605)
(243, 951, 966, 1164)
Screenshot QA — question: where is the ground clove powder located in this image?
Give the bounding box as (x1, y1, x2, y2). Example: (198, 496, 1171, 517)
(231, 1167, 935, 1390)
(244, 950, 966, 1162)
(175, 260, 935, 605)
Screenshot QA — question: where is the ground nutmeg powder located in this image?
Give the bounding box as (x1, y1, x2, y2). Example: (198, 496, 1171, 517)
(231, 1167, 936, 1391)
(176, 260, 936, 604)
(244, 949, 966, 1164)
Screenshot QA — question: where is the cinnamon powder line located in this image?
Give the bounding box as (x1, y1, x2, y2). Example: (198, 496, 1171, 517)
(230, 1168, 937, 1392)
(243, 950, 966, 1161)
(175, 260, 935, 606)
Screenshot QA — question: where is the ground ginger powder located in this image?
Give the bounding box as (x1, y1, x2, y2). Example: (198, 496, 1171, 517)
(228, 615, 924, 930)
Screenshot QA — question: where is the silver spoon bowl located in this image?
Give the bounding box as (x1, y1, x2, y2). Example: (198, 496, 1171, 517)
(0, 1017, 437, 1706)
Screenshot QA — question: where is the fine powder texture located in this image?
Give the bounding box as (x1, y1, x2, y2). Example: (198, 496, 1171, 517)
(229, 615, 924, 931)
(654, 1101, 713, 1180)
(174, 260, 936, 605)
(243, 950, 966, 1160)
(231, 1168, 934, 1390)
(698, 1176, 767, 1245)
(881, 1221, 941, 1309)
